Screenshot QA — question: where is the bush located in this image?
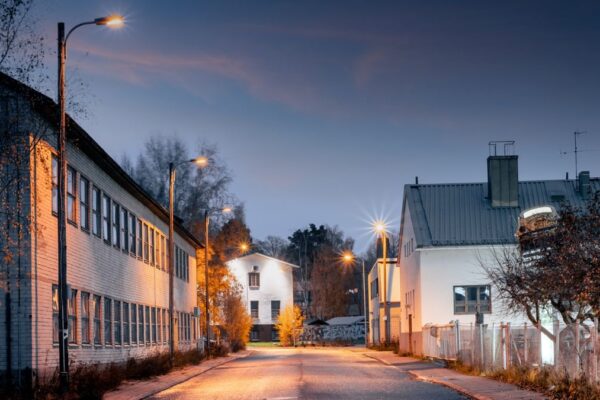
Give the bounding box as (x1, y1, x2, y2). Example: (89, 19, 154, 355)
(276, 305, 304, 346)
(210, 342, 230, 358)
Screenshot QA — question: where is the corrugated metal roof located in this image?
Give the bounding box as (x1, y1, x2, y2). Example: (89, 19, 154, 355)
(326, 316, 365, 326)
(406, 179, 600, 247)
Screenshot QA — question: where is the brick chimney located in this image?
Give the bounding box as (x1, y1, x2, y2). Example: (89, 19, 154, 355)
(487, 141, 519, 208)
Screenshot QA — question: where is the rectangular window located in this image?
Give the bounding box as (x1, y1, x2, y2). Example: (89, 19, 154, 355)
(453, 285, 491, 314)
(131, 304, 137, 345)
(51, 156, 58, 214)
(143, 223, 149, 263)
(93, 295, 101, 345)
(92, 186, 101, 237)
(249, 272, 260, 289)
(371, 278, 379, 299)
(138, 305, 144, 344)
(121, 208, 128, 252)
(52, 285, 59, 343)
(150, 228, 155, 265)
(81, 292, 90, 344)
(175, 247, 180, 278)
(250, 301, 259, 319)
(102, 195, 111, 243)
(123, 302, 130, 345)
(67, 166, 76, 223)
(114, 300, 122, 345)
(157, 308, 162, 343)
(145, 306, 151, 343)
(271, 300, 280, 321)
(162, 309, 167, 343)
(152, 307, 157, 344)
(112, 202, 120, 247)
(104, 298, 112, 345)
(79, 176, 90, 231)
(68, 289, 77, 343)
(155, 231, 161, 269)
(161, 235, 166, 271)
(129, 214, 136, 255)
(137, 219, 143, 258)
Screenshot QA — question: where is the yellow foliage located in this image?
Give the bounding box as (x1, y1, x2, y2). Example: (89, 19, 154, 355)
(275, 304, 304, 346)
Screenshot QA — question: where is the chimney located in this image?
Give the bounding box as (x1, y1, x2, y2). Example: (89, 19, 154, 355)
(487, 141, 519, 208)
(579, 171, 591, 200)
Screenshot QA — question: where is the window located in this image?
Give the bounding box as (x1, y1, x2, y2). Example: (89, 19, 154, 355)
(129, 214, 136, 255)
(67, 167, 76, 223)
(81, 292, 90, 344)
(143, 223, 149, 263)
(93, 295, 101, 345)
(271, 300, 280, 320)
(371, 278, 379, 299)
(272, 327, 279, 341)
(79, 177, 90, 231)
(68, 289, 77, 343)
(152, 307, 157, 344)
(51, 156, 58, 213)
(92, 187, 101, 237)
(249, 272, 260, 289)
(104, 298, 112, 344)
(162, 309, 167, 343)
(112, 202, 120, 247)
(161, 235, 166, 271)
(155, 232, 161, 269)
(123, 302, 130, 345)
(250, 301, 259, 319)
(157, 308, 162, 343)
(453, 285, 491, 314)
(131, 304, 137, 345)
(114, 301, 122, 345)
(138, 305, 144, 344)
(145, 306, 151, 343)
(121, 208, 128, 252)
(137, 219, 143, 258)
(250, 326, 258, 341)
(102, 195, 111, 243)
(149, 228, 155, 265)
(52, 285, 59, 343)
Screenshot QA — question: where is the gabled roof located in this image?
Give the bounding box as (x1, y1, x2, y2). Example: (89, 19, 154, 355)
(226, 252, 300, 268)
(404, 179, 600, 248)
(0, 71, 203, 249)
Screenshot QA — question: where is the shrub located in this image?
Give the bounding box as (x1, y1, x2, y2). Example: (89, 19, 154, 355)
(220, 285, 252, 352)
(276, 305, 304, 346)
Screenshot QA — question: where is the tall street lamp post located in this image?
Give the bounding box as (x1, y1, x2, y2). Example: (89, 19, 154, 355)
(203, 205, 232, 355)
(342, 252, 368, 346)
(56, 15, 124, 393)
(374, 222, 390, 345)
(168, 157, 207, 364)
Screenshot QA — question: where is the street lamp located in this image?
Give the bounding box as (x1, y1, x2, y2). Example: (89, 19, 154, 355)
(373, 221, 390, 345)
(168, 156, 208, 365)
(203, 205, 233, 355)
(341, 251, 368, 347)
(56, 14, 124, 393)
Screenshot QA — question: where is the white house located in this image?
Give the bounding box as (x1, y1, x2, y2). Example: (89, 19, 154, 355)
(0, 72, 202, 384)
(226, 253, 298, 342)
(397, 149, 599, 355)
(367, 258, 399, 345)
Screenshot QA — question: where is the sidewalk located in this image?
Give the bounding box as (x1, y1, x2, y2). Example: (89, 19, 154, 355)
(362, 351, 547, 400)
(104, 350, 252, 400)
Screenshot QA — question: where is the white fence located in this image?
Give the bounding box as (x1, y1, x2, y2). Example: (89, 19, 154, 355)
(423, 320, 600, 379)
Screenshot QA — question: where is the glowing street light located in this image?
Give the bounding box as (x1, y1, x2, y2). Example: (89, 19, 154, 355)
(341, 251, 368, 346)
(372, 220, 390, 345)
(56, 14, 124, 393)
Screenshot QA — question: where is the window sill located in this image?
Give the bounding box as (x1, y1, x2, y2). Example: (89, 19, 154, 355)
(68, 220, 78, 228)
(81, 227, 90, 234)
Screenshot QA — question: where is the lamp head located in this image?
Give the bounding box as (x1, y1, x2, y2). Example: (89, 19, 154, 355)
(193, 156, 209, 167)
(95, 15, 125, 27)
(240, 243, 249, 252)
(342, 251, 355, 264)
(373, 220, 386, 234)
(222, 206, 233, 214)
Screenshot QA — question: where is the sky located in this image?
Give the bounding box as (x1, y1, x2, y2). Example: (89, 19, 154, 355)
(36, 1, 600, 252)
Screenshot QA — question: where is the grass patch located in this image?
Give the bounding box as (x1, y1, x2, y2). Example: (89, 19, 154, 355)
(248, 341, 280, 347)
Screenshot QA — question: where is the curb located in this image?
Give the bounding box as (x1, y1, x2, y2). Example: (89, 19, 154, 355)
(139, 350, 252, 399)
(408, 372, 485, 400)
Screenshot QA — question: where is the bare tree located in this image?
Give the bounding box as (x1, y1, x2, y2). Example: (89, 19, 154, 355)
(254, 235, 288, 259)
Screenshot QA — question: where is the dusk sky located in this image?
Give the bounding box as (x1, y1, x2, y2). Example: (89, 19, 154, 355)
(39, 1, 600, 252)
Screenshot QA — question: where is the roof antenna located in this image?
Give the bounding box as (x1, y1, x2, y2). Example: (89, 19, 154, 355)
(574, 131, 585, 180)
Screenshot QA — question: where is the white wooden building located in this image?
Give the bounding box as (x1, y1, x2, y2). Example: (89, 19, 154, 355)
(0, 72, 202, 384)
(226, 253, 298, 342)
(367, 258, 399, 345)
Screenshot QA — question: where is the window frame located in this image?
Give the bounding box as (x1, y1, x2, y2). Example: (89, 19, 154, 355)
(453, 285, 492, 315)
(104, 297, 112, 345)
(143, 223, 149, 263)
(102, 194, 111, 243)
(66, 166, 77, 224)
(68, 289, 78, 344)
(79, 175, 90, 232)
(131, 304, 137, 345)
(249, 272, 260, 289)
(121, 208, 129, 253)
(112, 201, 120, 248)
(129, 213, 136, 256)
(81, 292, 90, 344)
(93, 295, 101, 345)
(92, 186, 101, 237)
(250, 300, 259, 319)
(51, 156, 58, 215)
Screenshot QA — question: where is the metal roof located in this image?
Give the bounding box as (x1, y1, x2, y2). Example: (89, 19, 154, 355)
(326, 316, 365, 326)
(405, 179, 600, 247)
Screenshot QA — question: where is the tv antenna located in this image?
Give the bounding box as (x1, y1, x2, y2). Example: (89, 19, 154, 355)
(559, 131, 598, 180)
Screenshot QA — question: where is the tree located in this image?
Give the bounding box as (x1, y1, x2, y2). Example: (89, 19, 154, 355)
(482, 194, 600, 340)
(310, 244, 353, 319)
(211, 208, 252, 262)
(276, 304, 304, 346)
(220, 283, 252, 352)
(362, 230, 399, 270)
(254, 235, 288, 259)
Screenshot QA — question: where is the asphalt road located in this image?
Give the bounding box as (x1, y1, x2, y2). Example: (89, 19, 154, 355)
(150, 347, 467, 400)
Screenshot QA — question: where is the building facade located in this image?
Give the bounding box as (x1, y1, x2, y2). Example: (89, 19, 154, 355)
(367, 258, 399, 345)
(0, 72, 202, 384)
(226, 253, 297, 342)
(397, 150, 599, 355)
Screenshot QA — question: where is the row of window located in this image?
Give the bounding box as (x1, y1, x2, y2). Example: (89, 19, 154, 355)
(250, 300, 280, 320)
(51, 157, 191, 282)
(51, 285, 195, 346)
(403, 238, 414, 258)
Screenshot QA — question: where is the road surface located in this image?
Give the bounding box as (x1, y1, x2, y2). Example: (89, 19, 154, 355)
(150, 347, 466, 399)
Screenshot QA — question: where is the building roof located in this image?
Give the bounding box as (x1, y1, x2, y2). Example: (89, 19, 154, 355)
(0, 71, 203, 249)
(326, 316, 365, 326)
(404, 179, 600, 248)
(227, 252, 300, 268)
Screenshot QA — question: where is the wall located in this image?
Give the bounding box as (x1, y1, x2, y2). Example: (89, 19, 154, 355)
(367, 258, 399, 344)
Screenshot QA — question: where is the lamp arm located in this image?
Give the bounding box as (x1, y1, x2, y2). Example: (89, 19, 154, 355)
(65, 21, 96, 43)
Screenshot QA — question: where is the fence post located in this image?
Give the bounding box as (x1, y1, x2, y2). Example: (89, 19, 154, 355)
(506, 322, 512, 368)
(554, 318, 560, 368)
(455, 320, 461, 361)
(491, 322, 496, 368)
(575, 320, 580, 375)
(470, 323, 474, 366)
(536, 321, 542, 366)
(524, 322, 528, 366)
(501, 322, 506, 369)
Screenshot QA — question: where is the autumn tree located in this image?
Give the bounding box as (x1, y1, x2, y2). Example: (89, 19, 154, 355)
(276, 304, 304, 346)
(220, 283, 252, 352)
(483, 194, 600, 340)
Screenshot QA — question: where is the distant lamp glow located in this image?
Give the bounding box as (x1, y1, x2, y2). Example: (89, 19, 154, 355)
(342, 251, 355, 264)
(193, 156, 209, 167)
(222, 206, 233, 213)
(94, 15, 125, 27)
(240, 243, 249, 252)
(373, 221, 386, 234)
